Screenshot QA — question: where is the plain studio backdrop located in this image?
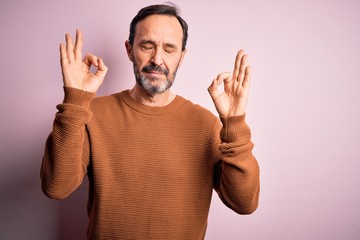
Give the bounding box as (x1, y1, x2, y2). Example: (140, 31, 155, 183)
(1, 0, 359, 239)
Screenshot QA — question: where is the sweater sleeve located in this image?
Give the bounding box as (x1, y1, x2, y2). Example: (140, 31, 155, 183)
(212, 115, 260, 214)
(40, 87, 95, 199)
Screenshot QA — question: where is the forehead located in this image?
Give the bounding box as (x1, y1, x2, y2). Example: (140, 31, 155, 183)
(134, 14, 183, 45)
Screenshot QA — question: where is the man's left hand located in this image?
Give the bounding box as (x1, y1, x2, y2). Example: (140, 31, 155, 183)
(208, 50, 252, 117)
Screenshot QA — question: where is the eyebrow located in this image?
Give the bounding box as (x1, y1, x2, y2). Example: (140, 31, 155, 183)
(139, 40, 178, 50)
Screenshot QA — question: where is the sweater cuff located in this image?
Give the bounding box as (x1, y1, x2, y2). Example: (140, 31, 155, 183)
(219, 115, 250, 143)
(63, 87, 95, 108)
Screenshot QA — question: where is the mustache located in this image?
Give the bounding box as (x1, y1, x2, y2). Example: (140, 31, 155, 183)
(142, 64, 169, 75)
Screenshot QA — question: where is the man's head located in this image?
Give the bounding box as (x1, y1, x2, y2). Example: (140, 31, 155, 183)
(128, 4, 188, 52)
(125, 3, 188, 96)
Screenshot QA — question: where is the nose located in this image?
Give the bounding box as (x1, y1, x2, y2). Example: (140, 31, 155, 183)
(151, 48, 164, 66)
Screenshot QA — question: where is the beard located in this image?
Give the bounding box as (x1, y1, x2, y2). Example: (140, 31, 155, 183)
(133, 61, 179, 96)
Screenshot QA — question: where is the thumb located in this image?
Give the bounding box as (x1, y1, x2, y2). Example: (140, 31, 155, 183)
(208, 78, 221, 102)
(207, 78, 218, 94)
(208, 72, 231, 97)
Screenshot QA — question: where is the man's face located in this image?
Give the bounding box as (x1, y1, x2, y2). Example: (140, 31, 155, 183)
(126, 14, 186, 96)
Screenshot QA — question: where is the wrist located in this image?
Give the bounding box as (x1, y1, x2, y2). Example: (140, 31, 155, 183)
(63, 87, 95, 108)
(219, 115, 250, 142)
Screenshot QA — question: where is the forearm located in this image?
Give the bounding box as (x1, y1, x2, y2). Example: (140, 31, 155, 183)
(214, 115, 260, 214)
(40, 87, 94, 199)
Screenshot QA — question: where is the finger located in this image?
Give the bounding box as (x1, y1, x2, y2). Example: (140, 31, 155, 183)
(83, 54, 99, 67)
(235, 65, 252, 97)
(217, 72, 231, 93)
(232, 50, 244, 81)
(208, 72, 230, 98)
(95, 58, 108, 79)
(242, 65, 252, 89)
(59, 43, 67, 65)
(97, 58, 108, 71)
(237, 54, 248, 85)
(74, 29, 83, 60)
(207, 78, 220, 100)
(65, 33, 74, 61)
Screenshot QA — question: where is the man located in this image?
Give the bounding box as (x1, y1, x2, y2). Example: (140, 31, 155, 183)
(41, 3, 260, 240)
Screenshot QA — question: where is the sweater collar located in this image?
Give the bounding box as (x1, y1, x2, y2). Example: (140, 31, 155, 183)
(119, 89, 186, 115)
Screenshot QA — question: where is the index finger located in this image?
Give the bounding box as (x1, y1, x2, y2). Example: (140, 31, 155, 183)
(74, 29, 83, 60)
(232, 50, 244, 80)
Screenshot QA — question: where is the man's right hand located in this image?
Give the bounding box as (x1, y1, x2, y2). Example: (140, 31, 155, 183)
(60, 29, 108, 93)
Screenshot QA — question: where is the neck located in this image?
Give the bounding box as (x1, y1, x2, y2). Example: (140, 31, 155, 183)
(129, 84, 176, 107)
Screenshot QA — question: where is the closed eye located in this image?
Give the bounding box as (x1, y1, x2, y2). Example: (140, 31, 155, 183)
(142, 44, 154, 50)
(164, 44, 178, 54)
(140, 40, 155, 51)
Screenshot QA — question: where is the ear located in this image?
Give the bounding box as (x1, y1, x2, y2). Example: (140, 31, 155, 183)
(125, 40, 134, 62)
(178, 48, 187, 67)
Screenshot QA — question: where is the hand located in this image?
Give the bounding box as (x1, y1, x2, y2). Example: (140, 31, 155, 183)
(60, 29, 108, 92)
(208, 50, 252, 117)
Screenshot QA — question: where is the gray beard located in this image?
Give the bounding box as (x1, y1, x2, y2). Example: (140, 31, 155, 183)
(138, 74, 173, 96)
(133, 62, 179, 96)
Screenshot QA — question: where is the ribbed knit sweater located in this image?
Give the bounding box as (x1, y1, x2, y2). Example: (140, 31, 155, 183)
(41, 87, 260, 240)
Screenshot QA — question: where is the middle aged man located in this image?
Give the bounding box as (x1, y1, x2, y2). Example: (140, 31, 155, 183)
(41, 3, 260, 239)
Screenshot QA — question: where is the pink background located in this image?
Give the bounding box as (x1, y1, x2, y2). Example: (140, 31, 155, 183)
(1, 0, 359, 239)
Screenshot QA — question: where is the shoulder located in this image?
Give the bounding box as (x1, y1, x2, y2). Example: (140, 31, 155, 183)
(89, 91, 126, 114)
(176, 95, 219, 125)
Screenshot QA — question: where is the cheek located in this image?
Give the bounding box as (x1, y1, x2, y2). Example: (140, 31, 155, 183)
(134, 51, 151, 65)
(165, 56, 182, 71)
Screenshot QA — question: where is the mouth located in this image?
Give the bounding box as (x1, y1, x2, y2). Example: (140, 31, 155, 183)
(147, 69, 162, 73)
(142, 64, 168, 76)
(149, 71, 165, 75)
(143, 71, 166, 80)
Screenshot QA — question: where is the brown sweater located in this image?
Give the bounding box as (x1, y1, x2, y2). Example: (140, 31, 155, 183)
(41, 87, 260, 240)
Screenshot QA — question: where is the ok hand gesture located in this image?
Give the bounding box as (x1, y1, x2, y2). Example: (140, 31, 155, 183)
(208, 50, 252, 117)
(60, 29, 108, 93)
